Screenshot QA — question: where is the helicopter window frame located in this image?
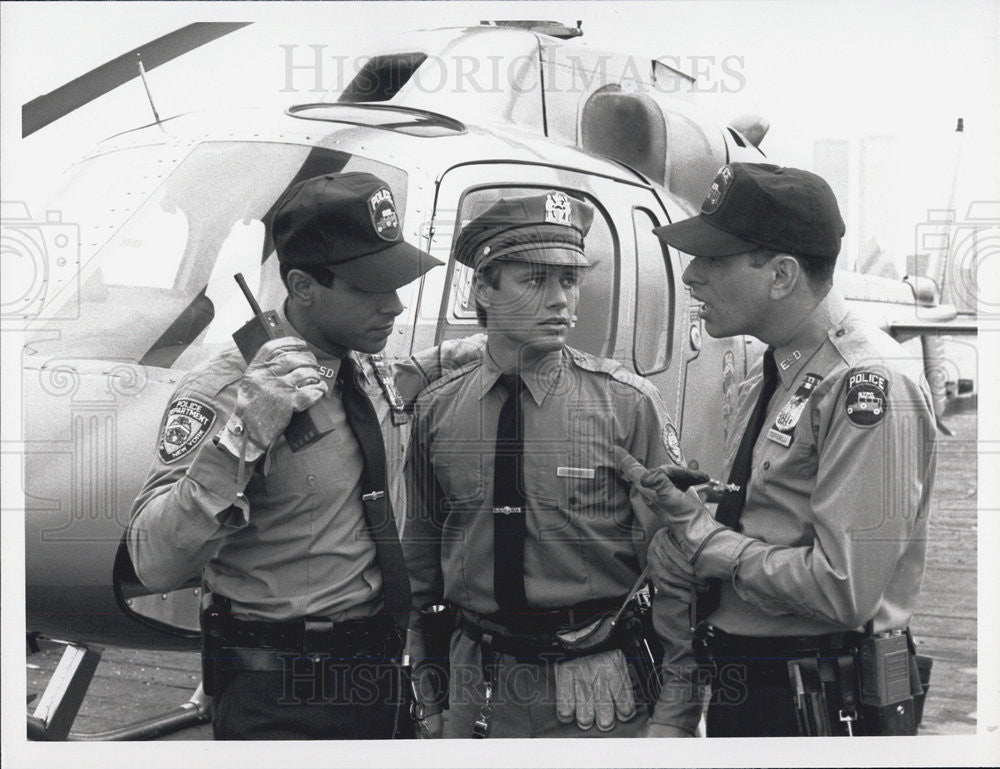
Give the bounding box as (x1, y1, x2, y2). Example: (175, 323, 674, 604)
(632, 206, 673, 376)
(435, 183, 620, 359)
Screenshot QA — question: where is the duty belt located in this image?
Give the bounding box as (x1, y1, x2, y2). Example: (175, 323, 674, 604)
(223, 613, 399, 658)
(459, 598, 625, 661)
(694, 624, 864, 672)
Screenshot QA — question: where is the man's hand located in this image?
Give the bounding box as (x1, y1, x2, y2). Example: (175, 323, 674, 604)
(614, 447, 725, 564)
(555, 649, 637, 732)
(235, 337, 327, 448)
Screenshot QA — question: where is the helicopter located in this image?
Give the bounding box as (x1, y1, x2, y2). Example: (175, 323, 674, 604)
(11, 19, 976, 739)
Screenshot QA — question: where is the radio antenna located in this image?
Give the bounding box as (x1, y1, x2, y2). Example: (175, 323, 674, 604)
(136, 53, 162, 124)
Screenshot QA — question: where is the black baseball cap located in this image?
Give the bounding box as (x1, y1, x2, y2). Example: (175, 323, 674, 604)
(453, 190, 594, 270)
(272, 172, 442, 292)
(653, 163, 845, 260)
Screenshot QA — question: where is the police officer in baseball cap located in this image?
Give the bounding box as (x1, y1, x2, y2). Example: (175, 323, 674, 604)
(618, 163, 937, 736)
(128, 172, 446, 739)
(404, 190, 705, 738)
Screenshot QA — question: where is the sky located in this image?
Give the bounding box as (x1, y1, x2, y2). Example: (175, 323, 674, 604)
(2, 1, 998, 767)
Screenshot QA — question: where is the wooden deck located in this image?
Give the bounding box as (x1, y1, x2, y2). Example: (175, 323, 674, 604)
(24, 411, 978, 740)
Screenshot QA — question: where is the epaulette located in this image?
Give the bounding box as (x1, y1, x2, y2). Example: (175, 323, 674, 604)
(566, 346, 659, 398)
(828, 317, 900, 370)
(417, 357, 483, 401)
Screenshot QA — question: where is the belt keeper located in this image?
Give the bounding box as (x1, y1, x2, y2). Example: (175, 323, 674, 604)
(303, 618, 335, 657)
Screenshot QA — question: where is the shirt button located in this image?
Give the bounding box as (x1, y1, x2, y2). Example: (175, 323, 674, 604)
(231, 422, 244, 435)
(835, 329, 846, 337)
(762, 461, 771, 470)
(306, 475, 316, 486)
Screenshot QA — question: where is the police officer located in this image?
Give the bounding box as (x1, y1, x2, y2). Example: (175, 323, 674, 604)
(402, 191, 704, 739)
(127, 172, 453, 739)
(620, 163, 937, 736)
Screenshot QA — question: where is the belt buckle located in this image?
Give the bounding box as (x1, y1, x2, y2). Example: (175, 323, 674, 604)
(303, 618, 335, 657)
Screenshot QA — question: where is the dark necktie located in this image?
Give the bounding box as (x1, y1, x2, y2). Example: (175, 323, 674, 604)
(493, 373, 528, 614)
(339, 356, 411, 632)
(696, 347, 778, 622)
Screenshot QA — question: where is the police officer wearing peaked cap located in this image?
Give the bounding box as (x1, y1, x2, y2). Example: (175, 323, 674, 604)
(618, 163, 937, 736)
(403, 190, 707, 739)
(127, 171, 482, 740)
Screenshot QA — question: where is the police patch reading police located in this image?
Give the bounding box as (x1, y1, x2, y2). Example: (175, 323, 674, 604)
(845, 369, 889, 427)
(158, 398, 216, 463)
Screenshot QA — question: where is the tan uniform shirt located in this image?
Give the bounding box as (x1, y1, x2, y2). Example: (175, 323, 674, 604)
(404, 345, 701, 730)
(127, 305, 417, 622)
(701, 290, 937, 635)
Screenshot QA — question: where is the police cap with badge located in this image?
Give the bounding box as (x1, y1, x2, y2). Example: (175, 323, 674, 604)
(652, 162, 845, 261)
(272, 171, 442, 290)
(453, 190, 595, 270)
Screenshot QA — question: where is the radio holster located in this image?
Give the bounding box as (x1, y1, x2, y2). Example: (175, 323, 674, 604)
(200, 591, 230, 698)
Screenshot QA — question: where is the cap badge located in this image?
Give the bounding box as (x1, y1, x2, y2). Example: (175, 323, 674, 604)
(544, 191, 573, 226)
(702, 165, 734, 215)
(368, 187, 401, 242)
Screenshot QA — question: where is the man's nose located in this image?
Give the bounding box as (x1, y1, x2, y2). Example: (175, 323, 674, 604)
(543, 277, 568, 308)
(681, 259, 700, 286)
(382, 290, 404, 316)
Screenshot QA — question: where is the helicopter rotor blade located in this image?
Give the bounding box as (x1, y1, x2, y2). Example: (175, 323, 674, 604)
(22, 21, 252, 137)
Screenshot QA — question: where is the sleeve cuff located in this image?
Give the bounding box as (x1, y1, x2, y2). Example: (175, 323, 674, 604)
(693, 528, 753, 580)
(185, 438, 255, 529)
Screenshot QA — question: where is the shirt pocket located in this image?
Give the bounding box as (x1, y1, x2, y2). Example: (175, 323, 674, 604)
(261, 429, 361, 498)
(432, 450, 487, 513)
(785, 428, 819, 479)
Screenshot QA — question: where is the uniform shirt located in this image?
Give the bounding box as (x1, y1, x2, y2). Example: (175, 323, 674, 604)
(701, 289, 937, 636)
(127, 304, 414, 622)
(404, 345, 701, 731)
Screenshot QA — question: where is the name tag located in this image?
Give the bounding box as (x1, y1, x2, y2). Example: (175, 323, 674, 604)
(766, 428, 793, 447)
(557, 466, 596, 479)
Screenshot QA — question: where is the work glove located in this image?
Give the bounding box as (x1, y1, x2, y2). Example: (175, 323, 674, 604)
(614, 447, 726, 565)
(555, 648, 637, 731)
(225, 337, 327, 451)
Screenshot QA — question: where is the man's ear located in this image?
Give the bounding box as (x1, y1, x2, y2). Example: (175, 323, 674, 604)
(285, 269, 316, 305)
(472, 273, 492, 310)
(769, 255, 802, 299)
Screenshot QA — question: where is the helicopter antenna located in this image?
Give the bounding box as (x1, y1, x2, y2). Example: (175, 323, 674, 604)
(136, 53, 162, 124)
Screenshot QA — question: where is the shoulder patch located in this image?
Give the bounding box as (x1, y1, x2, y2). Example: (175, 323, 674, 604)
(662, 423, 683, 464)
(159, 397, 217, 463)
(844, 369, 889, 427)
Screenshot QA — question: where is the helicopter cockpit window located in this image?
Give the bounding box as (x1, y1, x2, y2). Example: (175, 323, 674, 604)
(440, 186, 618, 357)
(26, 142, 408, 370)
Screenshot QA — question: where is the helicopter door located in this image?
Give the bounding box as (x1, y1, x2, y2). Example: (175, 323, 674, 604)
(417, 163, 686, 430)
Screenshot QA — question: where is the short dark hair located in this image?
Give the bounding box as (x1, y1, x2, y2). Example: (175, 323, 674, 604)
(473, 261, 503, 326)
(748, 249, 835, 291)
(280, 263, 335, 289)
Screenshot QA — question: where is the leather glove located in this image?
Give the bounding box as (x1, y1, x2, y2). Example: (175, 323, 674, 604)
(231, 337, 327, 448)
(614, 446, 725, 564)
(555, 648, 637, 731)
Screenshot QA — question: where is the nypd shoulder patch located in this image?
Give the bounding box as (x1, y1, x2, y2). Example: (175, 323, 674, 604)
(844, 369, 889, 427)
(159, 397, 217, 463)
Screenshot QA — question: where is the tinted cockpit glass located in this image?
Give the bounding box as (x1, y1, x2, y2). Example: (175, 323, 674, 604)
(25, 142, 408, 369)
